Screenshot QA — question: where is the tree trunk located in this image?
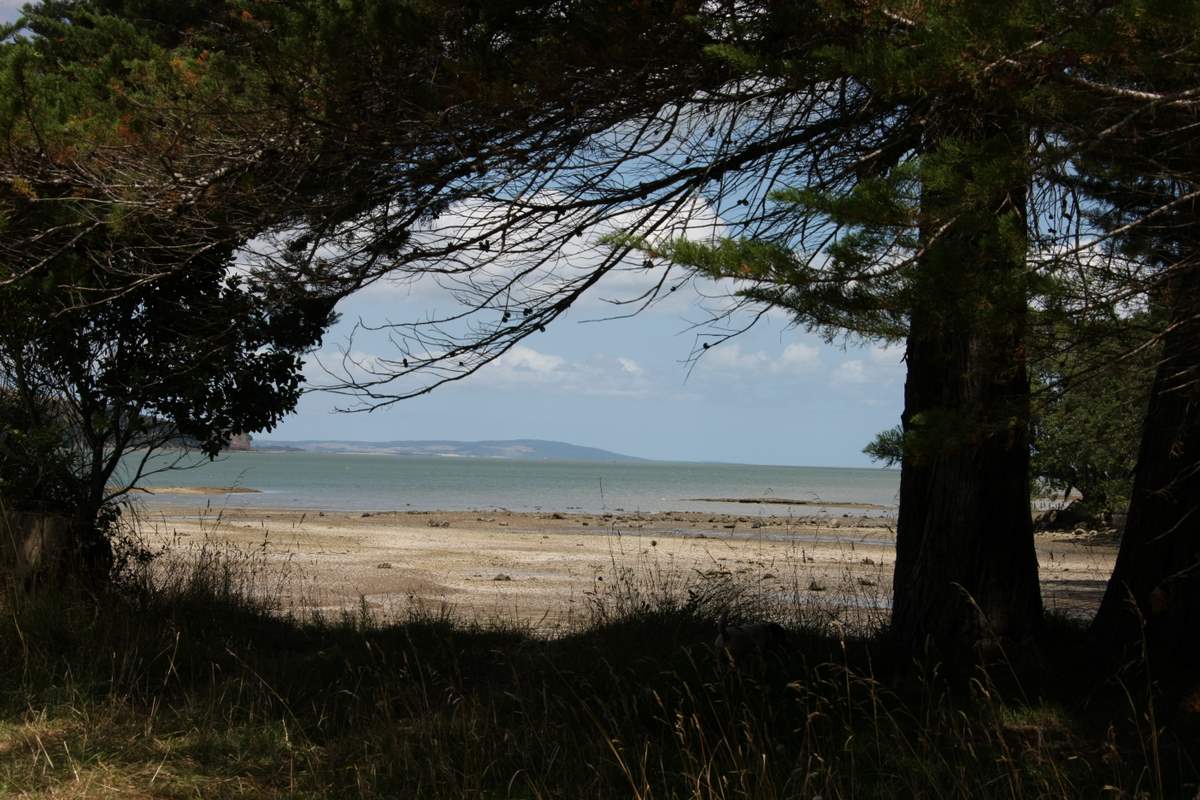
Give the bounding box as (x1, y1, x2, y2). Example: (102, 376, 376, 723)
(0, 510, 74, 593)
(1093, 261, 1200, 689)
(891, 119, 1043, 662)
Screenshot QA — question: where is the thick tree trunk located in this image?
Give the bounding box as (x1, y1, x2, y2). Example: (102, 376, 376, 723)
(1093, 261, 1200, 688)
(892, 297, 1043, 658)
(891, 120, 1043, 661)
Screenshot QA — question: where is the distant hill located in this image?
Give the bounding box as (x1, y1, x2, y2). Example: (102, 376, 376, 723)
(253, 438, 649, 462)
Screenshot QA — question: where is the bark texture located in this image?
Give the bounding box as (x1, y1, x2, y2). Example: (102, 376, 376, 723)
(891, 118, 1043, 661)
(1094, 262, 1200, 688)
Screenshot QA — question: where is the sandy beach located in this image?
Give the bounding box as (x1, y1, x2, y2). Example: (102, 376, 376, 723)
(135, 503, 1119, 630)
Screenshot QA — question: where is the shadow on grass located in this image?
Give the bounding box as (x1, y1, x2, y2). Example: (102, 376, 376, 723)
(0, 537, 1196, 799)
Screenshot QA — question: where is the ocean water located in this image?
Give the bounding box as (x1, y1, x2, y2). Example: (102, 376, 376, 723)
(125, 451, 900, 516)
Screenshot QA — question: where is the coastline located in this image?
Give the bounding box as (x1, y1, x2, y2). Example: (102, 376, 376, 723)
(123, 452, 904, 516)
(134, 502, 1118, 631)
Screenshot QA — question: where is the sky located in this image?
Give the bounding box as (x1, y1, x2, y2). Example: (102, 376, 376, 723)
(255, 186, 907, 467)
(0, 1, 907, 467)
(275, 267, 906, 467)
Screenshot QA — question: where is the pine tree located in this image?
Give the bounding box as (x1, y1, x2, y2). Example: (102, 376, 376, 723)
(1056, 0, 1200, 690)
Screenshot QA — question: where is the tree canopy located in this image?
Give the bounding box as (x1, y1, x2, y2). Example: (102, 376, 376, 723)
(2, 0, 1199, 686)
(0, 1, 339, 574)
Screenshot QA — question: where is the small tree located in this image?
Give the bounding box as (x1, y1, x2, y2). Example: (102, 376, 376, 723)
(0, 2, 338, 578)
(0, 240, 335, 577)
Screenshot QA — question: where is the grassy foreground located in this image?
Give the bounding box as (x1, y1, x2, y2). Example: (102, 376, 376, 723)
(0, 538, 1196, 799)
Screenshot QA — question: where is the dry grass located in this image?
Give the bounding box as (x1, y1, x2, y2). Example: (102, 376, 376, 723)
(0, 515, 1195, 799)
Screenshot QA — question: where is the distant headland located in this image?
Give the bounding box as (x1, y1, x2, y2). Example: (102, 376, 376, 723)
(251, 438, 649, 463)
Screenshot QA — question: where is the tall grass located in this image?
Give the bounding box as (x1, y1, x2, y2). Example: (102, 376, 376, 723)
(0, 520, 1195, 798)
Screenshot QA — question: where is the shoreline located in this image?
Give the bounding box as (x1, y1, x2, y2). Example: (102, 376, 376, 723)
(139, 503, 900, 531)
(130, 485, 263, 495)
(130, 492, 901, 518)
(686, 497, 889, 509)
(133, 502, 1119, 631)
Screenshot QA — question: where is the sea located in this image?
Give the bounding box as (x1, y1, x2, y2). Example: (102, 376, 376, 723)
(125, 451, 901, 517)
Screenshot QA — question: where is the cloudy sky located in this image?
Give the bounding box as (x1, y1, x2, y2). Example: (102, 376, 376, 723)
(278, 265, 905, 466)
(0, 3, 906, 466)
(262, 187, 907, 466)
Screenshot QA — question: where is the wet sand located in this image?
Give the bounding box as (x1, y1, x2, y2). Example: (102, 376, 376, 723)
(135, 504, 1118, 630)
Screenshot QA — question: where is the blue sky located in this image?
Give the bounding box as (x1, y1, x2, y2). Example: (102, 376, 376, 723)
(264, 191, 907, 467)
(277, 273, 906, 466)
(1, 1, 906, 466)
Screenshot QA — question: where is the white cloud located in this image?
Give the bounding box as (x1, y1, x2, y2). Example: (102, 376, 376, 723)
(695, 340, 822, 379)
(476, 346, 653, 398)
(832, 359, 869, 385)
(616, 357, 644, 376)
(494, 345, 565, 376)
(340, 190, 734, 321)
(867, 343, 905, 365)
(299, 344, 653, 400)
(780, 342, 820, 369)
(830, 347, 906, 393)
(703, 343, 770, 372)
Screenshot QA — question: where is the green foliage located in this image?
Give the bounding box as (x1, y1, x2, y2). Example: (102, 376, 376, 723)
(0, 394, 75, 513)
(639, 0, 1057, 349)
(652, 3, 1177, 538)
(1029, 312, 1160, 514)
(1, 4, 236, 161)
(863, 424, 903, 468)
(0, 1, 337, 555)
(653, 225, 911, 343)
(702, 42, 763, 72)
(864, 311, 1160, 515)
(0, 241, 335, 492)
